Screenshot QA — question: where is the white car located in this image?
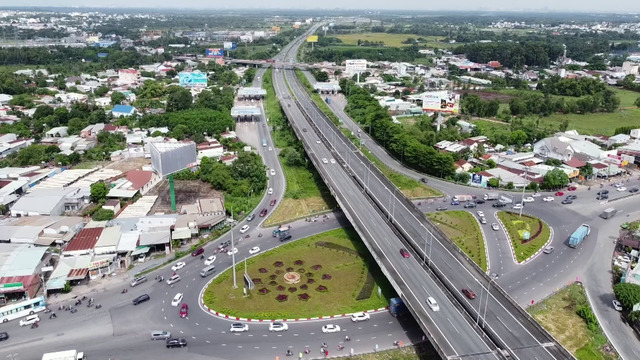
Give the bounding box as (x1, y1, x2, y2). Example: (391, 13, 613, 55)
(316, 140, 321, 144)
(171, 262, 186, 271)
(166, 274, 181, 285)
(270, 169, 276, 176)
(480, 217, 487, 224)
(543, 197, 554, 202)
(230, 323, 249, 332)
(476, 211, 485, 218)
(268, 147, 272, 151)
(614, 182, 624, 188)
(269, 322, 288, 332)
(204, 255, 216, 266)
(613, 300, 623, 311)
(19, 314, 40, 327)
(350, 312, 370, 322)
(249, 246, 260, 255)
(239, 225, 250, 234)
(513, 203, 523, 210)
(321, 324, 341, 333)
(617, 187, 627, 192)
(268, 188, 273, 195)
(322, 158, 328, 164)
(523, 196, 535, 203)
(227, 247, 238, 256)
(491, 223, 500, 231)
(330, 159, 336, 164)
(426, 297, 439, 312)
(171, 293, 183, 307)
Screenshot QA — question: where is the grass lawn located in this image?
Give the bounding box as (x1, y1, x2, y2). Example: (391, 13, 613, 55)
(497, 211, 550, 263)
(426, 211, 487, 271)
(331, 33, 448, 48)
(73, 160, 109, 169)
(610, 87, 640, 108)
(529, 283, 617, 360)
(203, 228, 394, 319)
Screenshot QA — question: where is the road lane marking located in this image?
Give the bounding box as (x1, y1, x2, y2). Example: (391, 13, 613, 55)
(447, 318, 460, 334)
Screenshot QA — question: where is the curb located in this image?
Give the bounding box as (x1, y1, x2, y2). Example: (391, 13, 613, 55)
(469, 211, 490, 274)
(495, 212, 553, 265)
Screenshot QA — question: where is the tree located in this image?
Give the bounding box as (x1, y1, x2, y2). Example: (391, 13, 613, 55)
(485, 159, 497, 169)
(580, 163, 594, 178)
(92, 208, 115, 221)
(33, 105, 54, 121)
(90, 182, 109, 203)
(165, 69, 178, 78)
(541, 168, 569, 190)
(111, 91, 126, 105)
(281, 147, 305, 167)
(94, 85, 109, 97)
(635, 97, 640, 108)
(67, 117, 89, 135)
(509, 130, 528, 146)
(453, 172, 471, 184)
(613, 283, 640, 311)
(315, 71, 329, 82)
(166, 88, 193, 112)
(475, 143, 486, 158)
(243, 68, 257, 83)
(54, 107, 69, 125)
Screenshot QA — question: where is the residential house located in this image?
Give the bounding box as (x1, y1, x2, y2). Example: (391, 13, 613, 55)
(533, 137, 574, 161)
(94, 97, 111, 107)
(0, 135, 35, 159)
(102, 199, 121, 214)
(454, 159, 473, 173)
(111, 104, 136, 118)
(45, 127, 68, 139)
(220, 154, 238, 165)
(457, 120, 476, 133)
(118, 69, 140, 85)
(80, 123, 105, 139)
(197, 141, 224, 160)
(10, 187, 83, 217)
(608, 134, 631, 147)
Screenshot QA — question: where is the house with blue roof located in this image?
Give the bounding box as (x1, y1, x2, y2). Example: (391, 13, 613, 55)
(111, 104, 136, 118)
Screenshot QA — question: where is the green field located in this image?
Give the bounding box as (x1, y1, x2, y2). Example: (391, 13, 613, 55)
(497, 211, 550, 263)
(427, 210, 487, 271)
(529, 284, 617, 360)
(332, 33, 450, 48)
(203, 228, 394, 319)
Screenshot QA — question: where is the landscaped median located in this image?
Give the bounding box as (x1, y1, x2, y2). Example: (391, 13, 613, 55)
(496, 211, 551, 263)
(202, 228, 394, 319)
(426, 210, 487, 271)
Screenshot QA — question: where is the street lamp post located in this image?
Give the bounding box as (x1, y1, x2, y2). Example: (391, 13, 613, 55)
(230, 207, 237, 289)
(519, 166, 528, 218)
(481, 279, 494, 328)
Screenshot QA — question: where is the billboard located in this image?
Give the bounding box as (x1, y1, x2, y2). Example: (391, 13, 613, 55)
(179, 72, 208, 88)
(422, 91, 460, 114)
(150, 141, 197, 177)
(345, 59, 367, 73)
(306, 35, 318, 43)
(293, 24, 300, 29)
(205, 48, 224, 58)
(97, 53, 108, 58)
(223, 42, 236, 50)
(272, 26, 281, 32)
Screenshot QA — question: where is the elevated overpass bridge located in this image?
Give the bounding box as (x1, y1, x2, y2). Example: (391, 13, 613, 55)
(226, 58, 344, 71)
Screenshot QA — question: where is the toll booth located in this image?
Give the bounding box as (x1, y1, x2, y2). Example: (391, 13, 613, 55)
(231, 106, 262, 122)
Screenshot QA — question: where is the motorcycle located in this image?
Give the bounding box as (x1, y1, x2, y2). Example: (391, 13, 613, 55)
(158, 276, 164, 282)
(304, 348, 310, 354)
(70, 307, 77, 313)
(244, 234, 250, 239)
(44, 308, 51, 313)
(258, 233, 263, 238)
(31, 322, 39, 329)
(122, 288, 128, 294)
(201, 254, 205, 260)
(95, 304, 102, 309)
(49, 313, 57, 319)
(285, 350, 293, 356)
(344, 336, 351, 342)
(75, 299, 81, 306)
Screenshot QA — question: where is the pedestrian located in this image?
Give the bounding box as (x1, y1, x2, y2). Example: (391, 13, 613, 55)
(375, 344, 379, 352)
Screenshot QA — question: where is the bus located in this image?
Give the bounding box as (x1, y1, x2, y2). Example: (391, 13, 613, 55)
(0, 296, 46, 323)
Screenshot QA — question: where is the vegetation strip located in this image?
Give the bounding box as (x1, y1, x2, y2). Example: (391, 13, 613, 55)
(426, 210, 487, 271)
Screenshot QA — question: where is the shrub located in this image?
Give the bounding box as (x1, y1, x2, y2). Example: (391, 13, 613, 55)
(316, 285, 328, 292)
(288, 287, 297, 293)
(297, 268, 305, 273)
(258, 288, 270, 295)
(322, 274, 332, 280)
(312, 265, 322, 270)
(298, 293, 310, 301)
(276, 294, 288, 302)
(252, 278, 262, 284)
(273, 261, 284, 267)
(275, 269, 284, 275)
(306, 272, 314, 277)
(286, 267, 294, 272)
(269, 281, 278, 286)
(356, 271, 376, 300)
(259, 268, 268, 273)
(277, 285, 285, 291)
(294, 260, 304, 265)
(269, 274, 277, 280)
(300, 284, 308, 290)
(307, 278, 315, 284)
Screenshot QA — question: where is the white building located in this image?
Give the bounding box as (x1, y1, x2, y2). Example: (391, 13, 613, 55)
(118, 69, 140, 85)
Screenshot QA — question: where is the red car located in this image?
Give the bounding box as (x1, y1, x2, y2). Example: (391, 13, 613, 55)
(259, 208, 268, 217)
(270, 199, 277, 206)
(554, 191, 564, 196)
(462, 288, 476, 299)
(179, 303, 188, 318)
(191, 247, 204, 257)
(400, 249, 410, 258)
(567, 186, 577, 191)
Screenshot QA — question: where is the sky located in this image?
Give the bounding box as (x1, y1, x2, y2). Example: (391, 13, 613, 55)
(14, 1, 640, 13)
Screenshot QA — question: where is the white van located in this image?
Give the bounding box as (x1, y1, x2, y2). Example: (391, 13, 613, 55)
(166, 274, 181, 285)
(200, 265, 216, 277)
(19, 314, 40, 327)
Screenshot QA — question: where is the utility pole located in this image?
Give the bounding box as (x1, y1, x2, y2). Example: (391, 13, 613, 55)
(231, 207, 237, 289)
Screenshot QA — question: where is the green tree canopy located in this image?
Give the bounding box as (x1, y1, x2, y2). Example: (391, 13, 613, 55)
(614, 283, 640, 311)
(92, 208, 115, 221)
(541, 168, 569, 190)
(111, 91, 126, 105)
(166, 87, 193, 112)
(90, 182, 109, 203)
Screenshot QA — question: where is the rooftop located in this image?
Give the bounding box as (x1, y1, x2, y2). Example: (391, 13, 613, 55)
(64, 227, 103, 253)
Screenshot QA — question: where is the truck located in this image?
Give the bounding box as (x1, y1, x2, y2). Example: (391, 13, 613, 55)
(600, 207, 617, 220)
(452, 195, 474, 202)
(484, 192, 500, 201)
(389, 297, 407, 317)
(42, 350, 86, 360)
(568, 224, 591, 248)
(272, 225, 291, 237)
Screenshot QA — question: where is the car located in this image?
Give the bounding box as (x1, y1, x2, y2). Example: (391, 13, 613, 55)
(260, 208, 268, 217)
(532, 193, 541, 197)
(130, 276, 148, 287)
(630, 188, 639, 193)
(218, 240, 230, 249)
(350, 312, 370, 322)
(543, 246, 554, 254)
(247, 213, 255, 222)
(419, 178, 428, 183)
(204, 255, 216, 266)
(597, 195, 609, 200)
(476, 211, 485, 218)
(0, 332, 8, 342)
(522, 196, 535, 203)
(617, 187, 627, 192)
(614, 182, 624, 188)
(561, 199, 573, 205)
(268, 146, 272, 151)
(321, 324, 341, 334)
(269, 322, 289, 332)
(302, 128, 307, 132)
(249, 246, 260, 255)
(268, 188, 273, 195)
(475, 199, 486, 204)
(613, 300, 623, 311)
(19, 314, 39, 327)
(171, 262, 186, 271)
(239, 225, 250, 234)
(597, 190, 609, 195)
(491, 223, 500, 231)
(426, 297, 439, 312)
(400, 248, 410, 258)
(270, 199, 277, 206)
(151, 330, 172, 340)
(543, 197, 554, 202)
(513, 203, 523, 210)
(330, 158, 336, 164)
(480, 217, 487, 224)
(171, 293, 183, 307)
(133, 294, 151, 305)
(451, 200, 460, 206)
(492, 202, 506, 208)
(435, 206, 448, 211)
(322, 158, 328, 164)
(463, 202, 476, 208)
(166, 338, 188, 348)
(270, 169, 276, 176)
(227, 248, 238, 256)
(490, 273, 499, 280)
(179, 303, 188, 318)
(568, 186, 577, 191)
(316, 140, 321, 144)
(166, 275, 181, 285)
(555, 191, 564, 196)
(230, 323, 249, 332)
(191, 247, 204, 257)
(462, 288, 476, 299)
(566, 195, 577, 200)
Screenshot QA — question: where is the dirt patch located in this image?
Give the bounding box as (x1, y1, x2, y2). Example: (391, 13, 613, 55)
(464, 90, 515, 103)
(147, 179, 222, 214)
(107, 157, 151, 173)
